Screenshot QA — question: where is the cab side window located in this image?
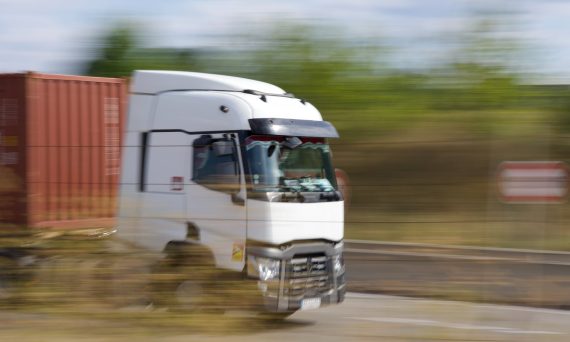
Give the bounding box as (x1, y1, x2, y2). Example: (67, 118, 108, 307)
(192, 134, 240, 192)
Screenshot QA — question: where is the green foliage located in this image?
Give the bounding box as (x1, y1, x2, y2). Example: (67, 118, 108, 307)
(85, 23, 198, 78)
(201, 20, 537, 137)
(82, 19, 563, 136)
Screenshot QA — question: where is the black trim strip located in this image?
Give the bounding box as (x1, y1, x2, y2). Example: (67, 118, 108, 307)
(139, 132, 149, 192)
(148, 129, 246, 135)
(248, 118, 339, 138)
(247, 240, 342, 259)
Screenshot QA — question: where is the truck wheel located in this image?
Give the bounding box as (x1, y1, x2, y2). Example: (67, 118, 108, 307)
(151, 250, 222, 312)
(0, 257, 24, 305)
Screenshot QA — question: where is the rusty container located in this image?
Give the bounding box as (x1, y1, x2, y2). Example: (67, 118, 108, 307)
(0, 72, 127, 231)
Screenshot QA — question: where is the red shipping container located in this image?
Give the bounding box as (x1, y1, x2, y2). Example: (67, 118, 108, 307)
(0, 72, 127, 231)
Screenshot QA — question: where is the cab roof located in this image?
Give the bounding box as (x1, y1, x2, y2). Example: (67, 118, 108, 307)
(131, 70, 286, 95)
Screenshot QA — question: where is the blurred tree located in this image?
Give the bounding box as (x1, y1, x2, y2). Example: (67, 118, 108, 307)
(205, 23, 381, 111)
(429, 19, 524, 111)
(84, 23, 198, 78)
(82, 19, 559, 137)
(200, 22, 432, 135)
(85, 24, 138, 77)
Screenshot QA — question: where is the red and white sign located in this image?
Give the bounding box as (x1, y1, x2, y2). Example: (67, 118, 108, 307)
(497, 161, 568, 203)
(171, 176, 184, 191)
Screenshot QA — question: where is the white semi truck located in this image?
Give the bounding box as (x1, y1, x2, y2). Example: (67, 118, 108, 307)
(117, 70, 345, 314)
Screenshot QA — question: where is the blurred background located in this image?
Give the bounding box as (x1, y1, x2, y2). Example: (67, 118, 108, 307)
(1, 0, 570, 340)
(6, 0, 564, 250)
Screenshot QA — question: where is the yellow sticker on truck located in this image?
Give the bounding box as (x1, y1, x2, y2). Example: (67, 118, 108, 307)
(231, 243, 244, 262)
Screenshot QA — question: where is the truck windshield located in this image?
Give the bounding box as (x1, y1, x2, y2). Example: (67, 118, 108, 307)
(244, 135, 337, 192)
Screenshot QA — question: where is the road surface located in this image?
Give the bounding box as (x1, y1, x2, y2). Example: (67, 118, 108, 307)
(0, 292, 568, 341)
(344, 240, 570, 308)
(1, 239, 569, 341)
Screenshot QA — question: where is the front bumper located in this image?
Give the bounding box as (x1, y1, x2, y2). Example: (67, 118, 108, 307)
(247, 241, 346, 312)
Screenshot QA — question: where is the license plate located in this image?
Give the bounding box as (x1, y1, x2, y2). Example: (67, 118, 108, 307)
(300, 297, 321, 310)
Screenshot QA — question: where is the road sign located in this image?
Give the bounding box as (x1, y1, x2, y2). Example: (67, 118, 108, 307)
(497, 161, 568, 203)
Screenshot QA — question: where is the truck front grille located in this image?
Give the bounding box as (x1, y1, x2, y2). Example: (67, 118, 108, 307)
(284, 255, 332, 299)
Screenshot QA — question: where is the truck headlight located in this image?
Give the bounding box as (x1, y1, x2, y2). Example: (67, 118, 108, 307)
(247, 256, 281, 281)
(333, 253, 345, 275)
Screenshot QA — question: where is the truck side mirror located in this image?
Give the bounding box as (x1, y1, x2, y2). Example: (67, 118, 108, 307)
(231, 192, 245, 206)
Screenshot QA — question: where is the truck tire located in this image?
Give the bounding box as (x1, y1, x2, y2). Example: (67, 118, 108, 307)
(151, 248, 223, 312)
(0, 256, 25, 306)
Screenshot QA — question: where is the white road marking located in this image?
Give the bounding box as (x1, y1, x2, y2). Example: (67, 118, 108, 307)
(349, 317, 564, 335)
(345, 293, 568, 336)
(346, 292, 391, 299)
(477, 303, 570, 316)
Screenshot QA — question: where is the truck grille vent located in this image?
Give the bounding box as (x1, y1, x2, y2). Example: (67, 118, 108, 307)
(285, 255, 331, 299)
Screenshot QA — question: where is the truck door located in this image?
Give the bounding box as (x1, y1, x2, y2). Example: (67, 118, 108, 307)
(186, 132, 247, 271)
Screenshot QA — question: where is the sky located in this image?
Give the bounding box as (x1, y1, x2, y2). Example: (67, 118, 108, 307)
(1, 0, 570, 82)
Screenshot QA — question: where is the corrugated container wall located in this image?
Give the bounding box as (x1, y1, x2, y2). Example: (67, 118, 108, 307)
(0, 72, 127, 231)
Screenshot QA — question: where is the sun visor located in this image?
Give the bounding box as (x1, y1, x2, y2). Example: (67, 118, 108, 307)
(248, 118, 339, 138)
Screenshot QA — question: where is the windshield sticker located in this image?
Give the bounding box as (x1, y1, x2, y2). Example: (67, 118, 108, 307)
(245, 140, 329, 152)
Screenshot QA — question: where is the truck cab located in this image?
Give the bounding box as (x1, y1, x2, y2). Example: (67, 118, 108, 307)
(117, 70, 345, 313)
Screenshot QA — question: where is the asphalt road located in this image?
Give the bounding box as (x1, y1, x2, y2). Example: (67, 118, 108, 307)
(1, 292, 569, 341)
(1, 239, 569, 341)
(3, 237, 568, 310)
(344, 240, 570, 309)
